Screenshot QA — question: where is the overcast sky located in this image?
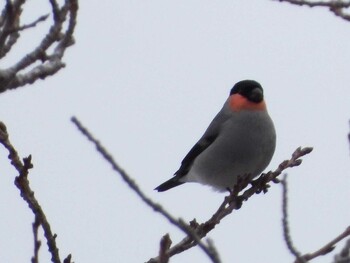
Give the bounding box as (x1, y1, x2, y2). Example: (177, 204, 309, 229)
(1, 1, 350, 263)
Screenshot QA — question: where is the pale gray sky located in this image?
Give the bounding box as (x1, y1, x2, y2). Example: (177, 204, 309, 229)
(0, 1, 350, 262)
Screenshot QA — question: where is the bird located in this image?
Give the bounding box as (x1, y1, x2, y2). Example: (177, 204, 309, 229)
(155, 80, 276, 192)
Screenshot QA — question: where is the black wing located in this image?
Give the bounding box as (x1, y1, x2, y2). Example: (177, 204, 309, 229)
(154, 134, 217, 192)
(175, 134, 217, 177)
(155, 101, 231, 192)
(174, 102, 232, 177)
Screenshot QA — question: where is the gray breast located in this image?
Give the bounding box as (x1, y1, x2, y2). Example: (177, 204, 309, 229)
(185, 111, 276, 190)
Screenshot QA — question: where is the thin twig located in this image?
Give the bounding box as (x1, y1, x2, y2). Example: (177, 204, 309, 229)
(48, 0, 61, 22)
(280, 174, 305, 263)
(0, 0, 21, 55)
(158, 234, 172, 263)
(274, 0, 350, 8)
(71, 116, 221, 263)
(0, 121, 63, 263)
(31, 216, 41, 263)
(5, 14, 49, 34)
(63, 254, 72, 263)
(274, 0, 350, 22)
(0, 0, 78, 92)
(298, 226, 350, 262)
(206, 239, 221, 263)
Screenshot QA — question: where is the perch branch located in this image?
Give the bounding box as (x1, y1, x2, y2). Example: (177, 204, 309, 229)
(71, 116, 221, 263)
(71, 116, 313, 263)
(151, 147, 313, 260)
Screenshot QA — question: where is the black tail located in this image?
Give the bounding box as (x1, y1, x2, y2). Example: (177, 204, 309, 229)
(154, 176, 184, 192)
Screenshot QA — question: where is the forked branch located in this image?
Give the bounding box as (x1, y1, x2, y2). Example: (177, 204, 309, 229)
(0, 0, 78, 93)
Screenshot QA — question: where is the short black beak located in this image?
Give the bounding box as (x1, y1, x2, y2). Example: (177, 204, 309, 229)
(249, 88, 263, 103)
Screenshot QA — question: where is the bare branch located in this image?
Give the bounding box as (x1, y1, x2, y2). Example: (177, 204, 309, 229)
(297, 227, 350, 262)
(205, 239, 221, 263)
(0, 0, 21, 56)
(331, 5, 350, 21)
(0, 0, 78, 93)
(147, 147, 313, 260)
(9, 14, 50, 33)
(48, 0, 61, 22)
(71, 116, 221, 263)
(273, 0, 350, 22)
(0, 121, 67, 263)
(158, 234, 172, 263)
(280, 175, 305, 263)
(31, 216, 41, 263)
(281, 122, 350, 263)
(274, 0, 350, 8)
(63, 254, 72, 263)
(71, 116, 313, 263)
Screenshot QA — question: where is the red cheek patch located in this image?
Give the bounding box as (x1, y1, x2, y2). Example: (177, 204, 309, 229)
(229, 94, 266, 111)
